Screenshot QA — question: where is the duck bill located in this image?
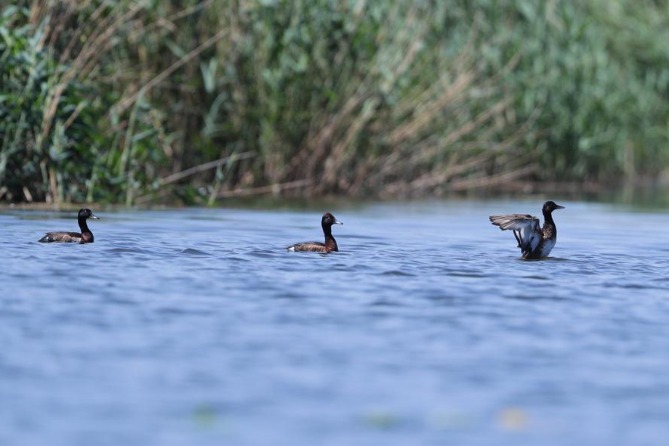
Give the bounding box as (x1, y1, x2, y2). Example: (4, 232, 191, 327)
(334, 220, 343, 225)
(555, 205, 565, 209)
(90, 214, 100, 220)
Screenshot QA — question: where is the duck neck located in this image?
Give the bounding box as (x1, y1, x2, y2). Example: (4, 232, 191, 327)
(323, 225, 338, 252)
(78, 216, 91, 235)
(542, 209, 556, 229)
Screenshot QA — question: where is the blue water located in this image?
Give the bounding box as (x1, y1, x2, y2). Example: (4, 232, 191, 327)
(1, 200, 669, 446)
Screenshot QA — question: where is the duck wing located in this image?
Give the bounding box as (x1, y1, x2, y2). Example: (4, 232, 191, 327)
(489, 214, 541, 256)
(39, 231, 83, 243)
(287, 241, 327, 252)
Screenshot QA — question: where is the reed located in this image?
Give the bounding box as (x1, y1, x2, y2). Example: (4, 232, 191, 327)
(1, 0, 668, 205)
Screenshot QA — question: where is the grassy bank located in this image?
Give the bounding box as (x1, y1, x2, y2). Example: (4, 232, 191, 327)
(1, 0, 668, 205)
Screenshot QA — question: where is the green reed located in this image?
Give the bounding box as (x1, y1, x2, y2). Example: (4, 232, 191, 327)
(1, 0, 667, 205)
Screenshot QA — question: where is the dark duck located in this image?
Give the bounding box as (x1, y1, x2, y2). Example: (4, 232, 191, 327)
(287, 212, 342, 253)
(39, 208, 100, 244)
(489, 201, 565, 259)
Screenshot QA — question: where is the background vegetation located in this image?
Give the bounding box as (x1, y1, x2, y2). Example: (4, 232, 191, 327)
(1, 0, 668, 205)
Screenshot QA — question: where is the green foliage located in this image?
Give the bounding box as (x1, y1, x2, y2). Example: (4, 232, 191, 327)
(1, 0, 668, 204)
(480, 0, 669, 181)
(195, 0, 524, 197)
(0, 2, 171, 204)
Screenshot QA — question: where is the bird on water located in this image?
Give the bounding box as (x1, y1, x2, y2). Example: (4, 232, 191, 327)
(287, 212, 342, 253)
(38, 208, 100, 244)
(489, 201, 565, 259)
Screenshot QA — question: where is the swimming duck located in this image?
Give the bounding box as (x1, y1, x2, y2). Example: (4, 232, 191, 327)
(39, 208, 100, 244)
(489, 201, 564, 259)
(287, 212, 342, 253)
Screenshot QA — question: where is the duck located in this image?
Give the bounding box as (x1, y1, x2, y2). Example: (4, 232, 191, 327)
(39, 208, 100, 244)
(489, 201, 565, 259)
(287, 212, 342, 253)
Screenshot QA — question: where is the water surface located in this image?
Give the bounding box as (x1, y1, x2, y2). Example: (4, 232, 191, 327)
(1, 200, 668, 446)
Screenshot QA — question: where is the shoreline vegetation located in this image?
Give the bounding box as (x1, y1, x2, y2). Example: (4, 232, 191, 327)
(1, 1, 668, 206)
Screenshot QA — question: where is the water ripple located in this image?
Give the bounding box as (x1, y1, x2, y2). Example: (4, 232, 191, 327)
(380, 270, 415, 277)
(179, 248, 211, 256)
(2, 203, 669, 446)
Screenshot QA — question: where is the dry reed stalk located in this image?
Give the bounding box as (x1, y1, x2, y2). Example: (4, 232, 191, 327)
(297, 92, 367, 178)
(34, 2, 144, 202)
(448, 164, 538, 191)
(112, 28, 229, 116)
(217, 179, 312, 198)
(158, 152, 256, 186)
(40, 3, 143, 143)
(23, 1, 230, 203)
(387, 71, 475, 147)
(132, 152, 256, 204)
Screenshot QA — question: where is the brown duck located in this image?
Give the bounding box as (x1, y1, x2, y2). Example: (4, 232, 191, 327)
(39, 208, 100, 244)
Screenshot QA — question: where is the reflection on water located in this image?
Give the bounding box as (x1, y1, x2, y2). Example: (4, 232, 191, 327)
(1, 200, 669, 446)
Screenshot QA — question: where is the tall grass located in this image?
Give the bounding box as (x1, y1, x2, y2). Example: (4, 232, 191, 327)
(1, 0, 668, 205)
